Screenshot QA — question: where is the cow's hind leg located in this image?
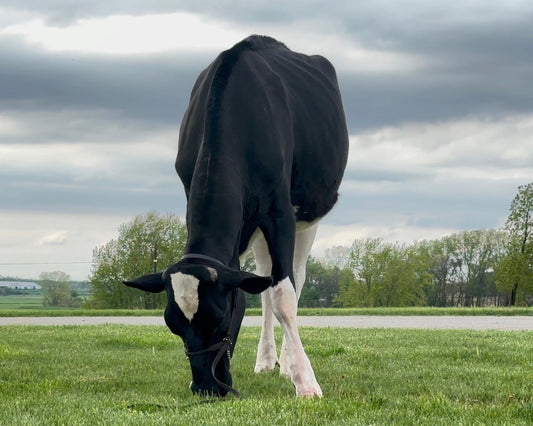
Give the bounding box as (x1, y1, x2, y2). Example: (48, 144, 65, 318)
(278, 222, 319, 376)
(252, 234, 278, 372)
(262, 211, 322, 397)
(269, 277, 322, 397)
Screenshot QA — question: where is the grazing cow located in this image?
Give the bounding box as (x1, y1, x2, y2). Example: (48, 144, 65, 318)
(124, 35, 348, 398)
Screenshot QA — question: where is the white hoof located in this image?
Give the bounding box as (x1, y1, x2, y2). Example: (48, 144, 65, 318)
(296, 382, 323, 398)
(254, 355, 278, 373)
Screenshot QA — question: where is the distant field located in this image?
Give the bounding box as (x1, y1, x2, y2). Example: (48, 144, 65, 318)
(0, 295, 45, 310)
(247, 306, 533, 317)
(0, 296, 531, 317)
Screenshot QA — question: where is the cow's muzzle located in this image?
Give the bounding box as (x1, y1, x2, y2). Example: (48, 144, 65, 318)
(186, 337, 239, 397)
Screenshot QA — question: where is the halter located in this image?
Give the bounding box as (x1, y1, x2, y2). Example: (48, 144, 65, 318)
(182, 253, 226, 267)
(182, 253, 243, 398)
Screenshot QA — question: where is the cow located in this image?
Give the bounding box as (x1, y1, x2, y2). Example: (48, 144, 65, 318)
(124, 35, 348, 398)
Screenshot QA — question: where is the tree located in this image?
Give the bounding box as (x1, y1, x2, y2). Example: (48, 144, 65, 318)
(323, 245, 351, 269)
(299, 257, 342, 307)
(420, 230, 507, 307)
(39, 271, 80, 307)
(338, 238, 382, 307)
(337, 238, 432, 307)
(446, 230, 507, 307)
(495, 183, 533, 305)
(420, 237, 457, 307)
(88, 212, 188, 309)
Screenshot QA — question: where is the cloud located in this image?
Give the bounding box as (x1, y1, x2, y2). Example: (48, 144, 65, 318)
(312, 222, 459, 257)
(313, 113, 533, 251)
(1, 1, 533, 280)
(0, 126, 183, 214)
(2, 13, 247, 55)
(2, 4, 533, 135)
(38, 231, 68, 246)
(1, 211, 130, 280)
(0, 39, 201, 128)
(345, 114, 533, 178)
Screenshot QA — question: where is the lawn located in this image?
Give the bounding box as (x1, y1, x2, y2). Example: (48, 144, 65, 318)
(0, 325, 531, 424)
(0, 295, 532, 317)
(0, 295, 45, 310)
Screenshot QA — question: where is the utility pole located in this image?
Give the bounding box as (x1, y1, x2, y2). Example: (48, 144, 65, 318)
(152, 239, 158, 309)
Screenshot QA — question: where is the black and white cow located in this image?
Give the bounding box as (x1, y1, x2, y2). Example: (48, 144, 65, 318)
(124, 35, 348, 398)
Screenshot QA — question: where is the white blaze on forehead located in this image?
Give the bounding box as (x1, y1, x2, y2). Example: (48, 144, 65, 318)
(171, 272, 199, 322)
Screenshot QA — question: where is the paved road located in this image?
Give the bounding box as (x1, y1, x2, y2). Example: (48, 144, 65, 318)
(1, 316, 532, 331)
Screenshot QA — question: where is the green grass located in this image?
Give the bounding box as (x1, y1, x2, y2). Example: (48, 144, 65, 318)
(0, 295, 45, 310)
(0, 307, 166, 317)
(0, 325, 531, 425)
(248, 306, 533, 316)
(1, 300, 531, 317)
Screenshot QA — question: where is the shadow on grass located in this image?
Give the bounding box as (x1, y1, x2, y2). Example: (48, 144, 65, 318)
(126, 396, 227, 413)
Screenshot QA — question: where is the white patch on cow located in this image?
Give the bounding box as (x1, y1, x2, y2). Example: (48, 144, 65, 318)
(171, 272, 199, 322)
(206, 266, 218, 282)
(295, 218, 320, 232)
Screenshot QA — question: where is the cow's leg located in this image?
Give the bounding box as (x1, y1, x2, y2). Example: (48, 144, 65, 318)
(278, 222, 319, 377)
(262, 210, 322, 397)
(252, 234, 278, 372)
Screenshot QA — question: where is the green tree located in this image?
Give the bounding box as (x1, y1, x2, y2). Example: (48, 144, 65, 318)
(420, 237, 458, 307)
(371, 243, 432, 307)
(495, 183, 533, 305)
(39, 271, 78, 307)
(323, 245, 351, 269)
(421, 230, 507, 307)
(339, 238, 383, 307)
(240, 254, 262, 308)
(447, 230, 507, 307)
(338, 239, 432, 307)
(88, 212, 187, 309)
(299, 257, 342, 307)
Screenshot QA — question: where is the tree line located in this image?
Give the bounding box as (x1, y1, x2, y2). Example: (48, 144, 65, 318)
(318, 230, 516, 308)
(314, 182, 532, 307)
(88, 183, 532, 308)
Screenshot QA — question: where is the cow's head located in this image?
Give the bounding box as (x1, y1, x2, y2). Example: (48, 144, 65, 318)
(123, 258, 271, 397)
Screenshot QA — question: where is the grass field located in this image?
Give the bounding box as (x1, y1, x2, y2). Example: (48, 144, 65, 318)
(0, 295, 46, 310)
(0, 295, 532, 317)
(0, 325, 531, 424)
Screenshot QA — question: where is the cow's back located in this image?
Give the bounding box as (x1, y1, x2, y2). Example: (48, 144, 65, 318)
(176, 35, 348, 222)
(257, 43, 349, 221)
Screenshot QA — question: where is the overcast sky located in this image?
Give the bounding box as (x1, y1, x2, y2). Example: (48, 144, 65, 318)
(1, 1, 532, 280)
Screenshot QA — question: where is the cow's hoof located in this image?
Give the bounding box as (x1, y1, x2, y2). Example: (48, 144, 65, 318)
(254, 357, 278, 373)
(296, 385, 323, 398)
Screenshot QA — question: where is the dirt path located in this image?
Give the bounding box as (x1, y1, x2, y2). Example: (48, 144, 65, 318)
(1, 316, 532, 330)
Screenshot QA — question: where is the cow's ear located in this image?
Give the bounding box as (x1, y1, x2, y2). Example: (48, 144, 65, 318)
(123, 273, 165, 293)
(226, 270, 272, 294)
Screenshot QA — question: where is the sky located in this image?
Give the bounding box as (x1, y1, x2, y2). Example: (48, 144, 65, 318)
(1, 1, 532, 281)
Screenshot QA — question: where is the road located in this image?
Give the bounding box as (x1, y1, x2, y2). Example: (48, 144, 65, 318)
(1, 316, 532, 331)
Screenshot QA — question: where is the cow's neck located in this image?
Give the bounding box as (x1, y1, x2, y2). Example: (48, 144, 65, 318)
(185, 149, 243, 267)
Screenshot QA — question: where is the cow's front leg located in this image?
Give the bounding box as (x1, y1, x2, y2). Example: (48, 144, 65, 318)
(255, 290, 278, 372)
(270, 277, 322, 397)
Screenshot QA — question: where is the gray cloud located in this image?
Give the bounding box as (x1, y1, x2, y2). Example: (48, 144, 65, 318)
(2, 2, 533, 135)
(1, 2, 532, 279)
(0, 39, 206, 133)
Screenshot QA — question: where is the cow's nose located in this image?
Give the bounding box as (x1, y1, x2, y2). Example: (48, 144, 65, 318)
(190, 381, 227, 397)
